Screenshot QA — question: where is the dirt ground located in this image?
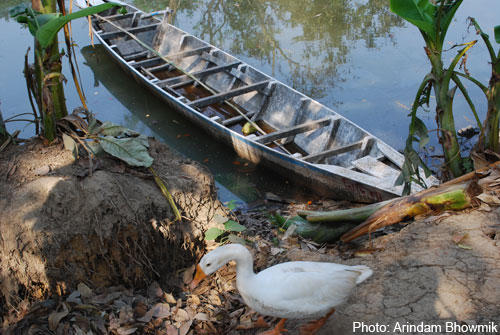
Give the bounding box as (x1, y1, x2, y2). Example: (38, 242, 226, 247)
(0, 138, 499, 334)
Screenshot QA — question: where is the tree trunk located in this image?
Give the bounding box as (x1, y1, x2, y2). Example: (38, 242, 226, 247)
(32, 0, 68, 143)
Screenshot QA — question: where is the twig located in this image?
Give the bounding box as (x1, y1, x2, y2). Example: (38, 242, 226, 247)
(0, 130, 20, 153)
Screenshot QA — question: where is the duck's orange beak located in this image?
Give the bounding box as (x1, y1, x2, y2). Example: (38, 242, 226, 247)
(189, 264, 206, 290)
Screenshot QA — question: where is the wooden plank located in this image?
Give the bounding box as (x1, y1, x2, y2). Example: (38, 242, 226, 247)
(322, 117, 341, 151)
(140, 67, 159, 82)
(187, 80, 270, 108)
(97, 12, 135, 22)
(222, 111, 257, 126)
(255, 117, 332, 145)
(99, 23, 160, 40)
(168, 46, 212, 60)
(357, 136, 375, 158)
(130, 56, 162, 68)
(144, 47, 212, 74)
(352, 156, 399, 180)
(303, 140, 364, 163)
(123, 51, 149, 61)
(158, 62, 241, 88)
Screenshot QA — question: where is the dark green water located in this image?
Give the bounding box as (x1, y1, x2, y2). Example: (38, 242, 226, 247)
(1, 0, 499, 203)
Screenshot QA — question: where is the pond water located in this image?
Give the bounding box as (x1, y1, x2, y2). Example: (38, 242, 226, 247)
(1, 0, 499, 203)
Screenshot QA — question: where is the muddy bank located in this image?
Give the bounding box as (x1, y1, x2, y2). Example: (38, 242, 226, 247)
(0, 138, 224, 313)
(1, 138, 499, 334)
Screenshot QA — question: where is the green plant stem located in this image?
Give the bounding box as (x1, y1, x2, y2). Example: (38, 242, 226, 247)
(435, 80, 463, 178)
(451, 74, 482, 131)
(468, 18, 500, 154)
(485, 75, 500, 153)
(150, 167, 182, 222)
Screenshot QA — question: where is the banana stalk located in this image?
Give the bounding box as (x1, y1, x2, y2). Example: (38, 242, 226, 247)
(340, 180, 482, 243)
(297, 200, 392, 224)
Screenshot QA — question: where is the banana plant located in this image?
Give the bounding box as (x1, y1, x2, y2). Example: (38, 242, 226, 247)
(458, 19, 500, 155)
(10, 1, 121, 143)
(390, 0, 475, 190)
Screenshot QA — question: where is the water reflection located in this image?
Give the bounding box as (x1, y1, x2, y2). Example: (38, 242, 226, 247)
(128, 0, 402, 100)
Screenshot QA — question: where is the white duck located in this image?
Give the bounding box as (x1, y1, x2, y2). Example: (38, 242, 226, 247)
(190, 244, 373, 335)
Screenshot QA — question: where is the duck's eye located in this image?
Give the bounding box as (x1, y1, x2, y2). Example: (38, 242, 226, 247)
(206, 263, 211, 267)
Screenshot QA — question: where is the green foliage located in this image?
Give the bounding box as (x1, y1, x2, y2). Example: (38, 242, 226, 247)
(389, 0, 436, 35)
(204, 220, 246, 241)
(99, 136, 153, 167)
(390, 0, 478, 188)
(61, 111, 154, 168)
(204, 202, 246, 243)
(11, 2, 121, 48)
(224, 199, 238, 211)
(390, 0, 462, 47)
(495, 25, 500, 44)
(10, 1, 123, 142)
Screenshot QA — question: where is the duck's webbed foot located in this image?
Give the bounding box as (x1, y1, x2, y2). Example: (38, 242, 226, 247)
(298, 309, 335, 335)
(257, 318, 288, 335)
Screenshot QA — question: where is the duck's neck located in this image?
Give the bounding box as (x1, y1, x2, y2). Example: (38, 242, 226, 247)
(226, 244, 256, 284)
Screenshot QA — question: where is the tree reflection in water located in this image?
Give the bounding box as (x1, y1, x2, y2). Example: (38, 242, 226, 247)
(129, 0, 403, 101)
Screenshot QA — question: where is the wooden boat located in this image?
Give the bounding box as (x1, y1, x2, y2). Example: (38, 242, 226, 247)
(76, 0, 436, 203)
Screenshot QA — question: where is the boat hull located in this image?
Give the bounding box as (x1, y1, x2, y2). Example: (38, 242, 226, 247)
(84, 2, 436, 203)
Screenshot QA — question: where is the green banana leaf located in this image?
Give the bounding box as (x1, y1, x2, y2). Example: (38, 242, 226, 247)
(36, 2, 120, 48)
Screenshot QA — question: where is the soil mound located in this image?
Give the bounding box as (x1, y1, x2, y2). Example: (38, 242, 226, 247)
(0, 138, 223, 313)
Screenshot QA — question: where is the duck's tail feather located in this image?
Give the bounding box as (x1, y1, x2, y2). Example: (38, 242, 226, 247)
(350, 265, 373, 284)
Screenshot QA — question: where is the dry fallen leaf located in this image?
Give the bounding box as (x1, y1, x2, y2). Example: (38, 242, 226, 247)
(136, 306, 155, 323)
(48, 303, 69, 331)
(452, 234, 468, 244)
(194, 312, 210, 321)
(179, 319, 193, 335)
(452, 233, 472, 250)
(354, 248, 380, 257)
(166, 324, 178, 335)
(174, 308, 190, 322)
(91, 291, 122, 305)
(66, 290, 82, 305)
(77, 283, 94, 300)
(151, 303, 171, 319)
(164, 292, 177, 305)
(183, 265, 196, 285)
(478, 202, 492, 212)
(116, 326, 137, 335)
(476, 193, 500, 204)
(189, 294, 201, 306)
(147, 281, 163, 298)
